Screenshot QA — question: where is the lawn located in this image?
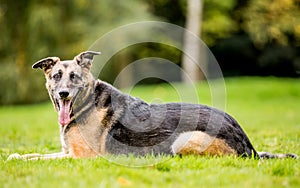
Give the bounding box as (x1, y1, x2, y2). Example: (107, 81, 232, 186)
(1, 77, 299, 188)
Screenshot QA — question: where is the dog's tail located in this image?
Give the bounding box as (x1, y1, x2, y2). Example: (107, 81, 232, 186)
(258, 151, 298, 159)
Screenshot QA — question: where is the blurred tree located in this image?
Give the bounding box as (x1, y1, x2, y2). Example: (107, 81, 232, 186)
(225, 0, 300, 77)
(240, 0, 300, 48)
(146, 0, 238, 46)
(145, 0, 238, 82)
(182, 0, 203, 82)
(201, 0, 238, 46)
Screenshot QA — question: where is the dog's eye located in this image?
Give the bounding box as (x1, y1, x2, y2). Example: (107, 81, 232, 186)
(53, 72, 62, 81)
(70, 72, 77, 80)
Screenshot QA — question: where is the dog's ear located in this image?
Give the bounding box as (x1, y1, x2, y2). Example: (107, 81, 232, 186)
(32, 57, 60, 73)
(74, 51, 101, 69)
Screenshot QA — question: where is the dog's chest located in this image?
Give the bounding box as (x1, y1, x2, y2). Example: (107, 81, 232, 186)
(60, 108, 108, 157)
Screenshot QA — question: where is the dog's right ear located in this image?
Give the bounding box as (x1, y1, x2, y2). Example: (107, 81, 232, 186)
(32, 57, 60, 73)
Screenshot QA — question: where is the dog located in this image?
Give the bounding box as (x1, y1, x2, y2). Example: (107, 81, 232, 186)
(8, 51, 298, 160)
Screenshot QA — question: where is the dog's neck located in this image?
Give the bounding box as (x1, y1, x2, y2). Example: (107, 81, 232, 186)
(72, 79, 97, 117)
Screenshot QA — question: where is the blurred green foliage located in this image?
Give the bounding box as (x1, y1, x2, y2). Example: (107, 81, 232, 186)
(0, 0, 155, 104)
(0, 0, 300, 105)
(241, 0, 300, 47)
(202, 0, 238, 46)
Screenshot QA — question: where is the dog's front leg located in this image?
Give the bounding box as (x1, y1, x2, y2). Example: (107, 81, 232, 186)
(7, 152, 71, 161)
(27, 152, 71, 160)
(7, 153, 40, 160)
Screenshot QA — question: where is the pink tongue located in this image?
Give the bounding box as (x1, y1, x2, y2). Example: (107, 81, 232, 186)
(58, 100, 71, 126)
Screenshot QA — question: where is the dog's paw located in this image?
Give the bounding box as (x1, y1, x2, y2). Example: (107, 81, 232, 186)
(7, 153, 22, 161)
(7, 153, 42, 161)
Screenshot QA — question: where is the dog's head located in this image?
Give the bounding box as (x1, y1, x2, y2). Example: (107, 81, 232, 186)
(32, 51, 100, 126)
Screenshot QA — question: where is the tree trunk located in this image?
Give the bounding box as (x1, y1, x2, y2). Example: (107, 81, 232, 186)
(182, 0, 205, 83)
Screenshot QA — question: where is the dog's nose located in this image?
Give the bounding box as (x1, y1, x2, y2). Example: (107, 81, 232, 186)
(59, 91, 69, 99)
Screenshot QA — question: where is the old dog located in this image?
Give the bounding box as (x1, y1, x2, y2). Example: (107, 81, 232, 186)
(8, 51, 298, 160)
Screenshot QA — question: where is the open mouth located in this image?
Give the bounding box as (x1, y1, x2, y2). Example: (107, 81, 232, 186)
(57, 99, 73, 126)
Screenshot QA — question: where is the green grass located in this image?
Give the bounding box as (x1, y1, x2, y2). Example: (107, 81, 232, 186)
(1, 77, 300, 188)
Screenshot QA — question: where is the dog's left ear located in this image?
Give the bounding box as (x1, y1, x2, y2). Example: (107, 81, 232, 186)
(74, 51, 101, 69)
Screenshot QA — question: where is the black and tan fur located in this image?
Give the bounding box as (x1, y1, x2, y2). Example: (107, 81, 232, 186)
(8, 51, 298, 160)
